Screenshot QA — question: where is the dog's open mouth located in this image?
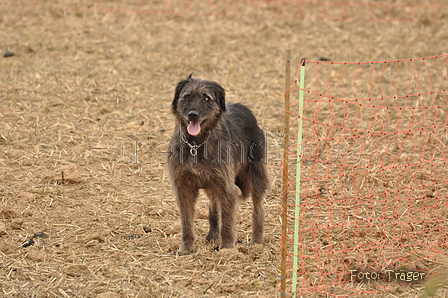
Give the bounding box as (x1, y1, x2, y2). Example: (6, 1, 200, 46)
(187, 120, 205, 136)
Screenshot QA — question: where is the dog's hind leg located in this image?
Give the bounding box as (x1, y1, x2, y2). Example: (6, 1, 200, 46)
(250, 189, 265, 245)
(248, 163, 268, 246)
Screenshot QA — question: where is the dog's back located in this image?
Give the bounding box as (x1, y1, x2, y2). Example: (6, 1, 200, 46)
(222, 103, 268, 198)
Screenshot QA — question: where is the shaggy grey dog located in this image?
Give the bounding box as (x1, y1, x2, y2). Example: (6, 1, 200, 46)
(167, 75, 268, 254)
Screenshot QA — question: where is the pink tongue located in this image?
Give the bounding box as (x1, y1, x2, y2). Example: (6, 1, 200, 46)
(187, 121, 201, 136)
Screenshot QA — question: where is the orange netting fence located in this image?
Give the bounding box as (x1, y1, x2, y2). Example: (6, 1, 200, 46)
(6, 0, 448, 22)
(282, 55, 448, 297)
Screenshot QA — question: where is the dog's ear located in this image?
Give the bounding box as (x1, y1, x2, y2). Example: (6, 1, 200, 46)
(211, 82, 226, 112)
(172, 79, 189, 113)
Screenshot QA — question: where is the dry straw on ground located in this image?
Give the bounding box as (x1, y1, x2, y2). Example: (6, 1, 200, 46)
(1, 0, 448, 297)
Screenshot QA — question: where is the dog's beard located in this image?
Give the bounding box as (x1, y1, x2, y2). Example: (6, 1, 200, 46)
(187, 121, 202, 136)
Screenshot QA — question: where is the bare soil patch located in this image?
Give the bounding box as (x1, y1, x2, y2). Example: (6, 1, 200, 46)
(1, 1, 448, 297)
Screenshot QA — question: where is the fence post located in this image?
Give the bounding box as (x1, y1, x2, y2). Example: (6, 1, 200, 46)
(280, 49, 291, 297)
(292, 58, 306, 297)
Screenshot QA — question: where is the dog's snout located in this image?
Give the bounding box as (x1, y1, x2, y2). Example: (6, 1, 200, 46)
(188, 111, 199, 120)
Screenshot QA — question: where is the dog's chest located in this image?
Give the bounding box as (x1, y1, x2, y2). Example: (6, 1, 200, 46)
(176, 163, 218, 189)
(181, 156, 220, 175)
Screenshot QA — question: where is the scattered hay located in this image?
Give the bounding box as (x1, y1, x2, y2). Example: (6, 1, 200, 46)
(0, 0, 447, 297)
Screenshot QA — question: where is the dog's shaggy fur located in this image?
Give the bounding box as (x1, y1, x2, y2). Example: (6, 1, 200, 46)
(167, 75, 269, 253)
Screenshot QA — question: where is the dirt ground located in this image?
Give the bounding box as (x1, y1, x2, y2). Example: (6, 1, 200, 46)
(1, 1, 448, 297)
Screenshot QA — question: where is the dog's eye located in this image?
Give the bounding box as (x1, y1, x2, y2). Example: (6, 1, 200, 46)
(182, 94, 190, 100)
(203, 94, 211, 101)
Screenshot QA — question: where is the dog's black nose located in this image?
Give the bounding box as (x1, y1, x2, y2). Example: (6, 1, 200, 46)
(188, 111, 199, 120)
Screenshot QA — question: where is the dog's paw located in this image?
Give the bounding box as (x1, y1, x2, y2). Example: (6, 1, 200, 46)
(205, 233, 219, 245)
(249, 237, 263, 247)
(205, 235, 220, 252)
(175, 249, 191, 256)
(176, 243, 194, 255)
(219, 241, 235, 250)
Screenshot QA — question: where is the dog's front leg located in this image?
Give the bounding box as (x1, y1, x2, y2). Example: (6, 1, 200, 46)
(219, 186, 239, 249)
(174, 186, 198, 254)
(205, 188, 220, 246)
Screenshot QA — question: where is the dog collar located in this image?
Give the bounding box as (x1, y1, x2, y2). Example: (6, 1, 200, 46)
(180, 131, 211, 157)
